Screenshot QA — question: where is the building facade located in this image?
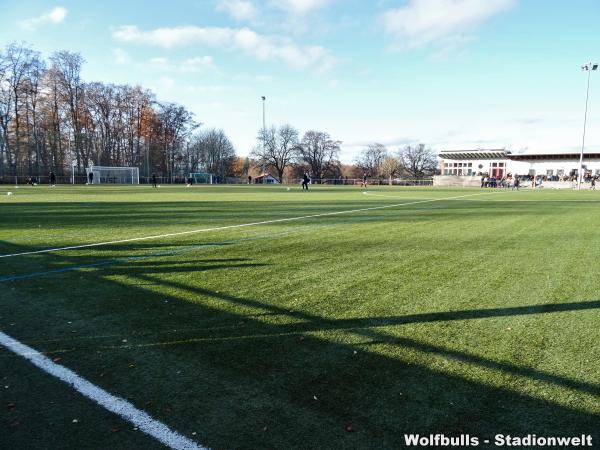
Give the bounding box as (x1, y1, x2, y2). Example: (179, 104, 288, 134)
(439, 149, 600, 180)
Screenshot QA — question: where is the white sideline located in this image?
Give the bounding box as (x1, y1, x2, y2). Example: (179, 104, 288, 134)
(361, 192, 434, 199)
(0, 330, 207, 450)
(0, 191, 500, 259)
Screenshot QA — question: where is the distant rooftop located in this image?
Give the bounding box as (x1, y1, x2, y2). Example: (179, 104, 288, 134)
(440, 148, 600, 160)
(439, 149, 507, 160)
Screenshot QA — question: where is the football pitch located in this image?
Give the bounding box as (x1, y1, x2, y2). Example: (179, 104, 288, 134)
(1, 184, 600, 449)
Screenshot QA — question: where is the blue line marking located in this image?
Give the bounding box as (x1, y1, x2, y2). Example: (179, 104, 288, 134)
(0, 211, 423, 283)
(0, 230, 296, 283)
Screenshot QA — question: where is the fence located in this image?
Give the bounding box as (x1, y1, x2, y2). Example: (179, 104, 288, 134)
(289, 178, 433, 186)
(0, 175, 88, 185)
(0, 175, 434, 187)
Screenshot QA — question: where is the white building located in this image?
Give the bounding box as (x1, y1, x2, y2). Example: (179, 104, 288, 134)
(254, 172, 279, 184)
(439, 148, 600, 180)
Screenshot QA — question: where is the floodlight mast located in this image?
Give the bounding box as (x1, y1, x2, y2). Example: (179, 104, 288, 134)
(578, 62, 598, 190)
(261, 96, 266, 132)
(261, 96, 266, 176)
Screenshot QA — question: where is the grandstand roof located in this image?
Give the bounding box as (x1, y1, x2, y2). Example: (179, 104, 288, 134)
(439, 149, 507, 160)
(440, 148, 600, 161)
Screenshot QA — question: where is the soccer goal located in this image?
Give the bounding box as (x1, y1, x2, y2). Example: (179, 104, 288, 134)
(190, 172, 213, 184)
(85, 166, 139, 184)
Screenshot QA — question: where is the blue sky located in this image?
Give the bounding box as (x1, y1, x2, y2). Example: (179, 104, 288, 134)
(2, 0, 599, 162)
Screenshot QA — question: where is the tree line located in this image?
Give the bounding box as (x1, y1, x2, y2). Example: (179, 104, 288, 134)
(0, 42, 235, 180)
(1, 42, 438, 183)
(354, 142, 438, 183)
(252, 124, 437, 183)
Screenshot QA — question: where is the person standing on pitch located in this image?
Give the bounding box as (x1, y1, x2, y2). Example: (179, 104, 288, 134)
(152, 173, 157, 188)
(302, 172, 310, 190)
(49, 171, 56, 186)
(592, 177, 596, 190)
(361, 173, 368, 189)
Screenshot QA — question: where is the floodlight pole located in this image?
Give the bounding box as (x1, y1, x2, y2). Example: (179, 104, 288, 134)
(578, 62, 597, 190)
(261, 96, 266, 178)
(262, 96, 266, 132)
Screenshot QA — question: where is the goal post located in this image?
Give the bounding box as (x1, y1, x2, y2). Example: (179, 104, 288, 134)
(85, 166, 139, 184)
(190, 172, 213, 184)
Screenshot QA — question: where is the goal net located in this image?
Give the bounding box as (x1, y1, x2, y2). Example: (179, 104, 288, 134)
(190, 172, 213, 184)
(85, 166, 139, 184)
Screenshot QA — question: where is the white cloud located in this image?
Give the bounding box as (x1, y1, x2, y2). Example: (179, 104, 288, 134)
(20, 6, 68, 30)
(149, 57, 170, 68)
(186, 85, 225, 93)
(271, 0, 330, 14)
(184, 56, 214, 70)
(382, 0, 514, 48)
(216, 0, 258, 21)
(255, 75, 274, 82)
(150, 76, 176, 93)
(112, 48, 130, 64)
(149, 56, 214, 72)
(113, 25, 337, 71)
(345, 136, 417, 149)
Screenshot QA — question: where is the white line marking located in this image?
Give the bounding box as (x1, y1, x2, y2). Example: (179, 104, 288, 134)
(0, 191, 500, 259)
(0, 330, 207, 450)
(362, 192, 438, 200)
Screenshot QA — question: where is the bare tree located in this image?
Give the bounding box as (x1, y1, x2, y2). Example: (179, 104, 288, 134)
(355, 143, 388, 176)
(156, 102, 197, 180)
(187, 128, 236, 180)
(3, 43, 40, 174)
(297, 130, 341, 181)
(398, 144, 438, 178)
(50, 51, 86, 169)
(23, 54, 46, 174)
(0, 42, 218, 181)
(380, 155, 401, 185)
(252, 124, 298, 183)
(0, 49, 10, 175)
(43, 65, 67, 173)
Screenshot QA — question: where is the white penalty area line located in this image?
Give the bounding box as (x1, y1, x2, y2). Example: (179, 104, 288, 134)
(0, 330, 207, 450)
(0, 191, 501, 259)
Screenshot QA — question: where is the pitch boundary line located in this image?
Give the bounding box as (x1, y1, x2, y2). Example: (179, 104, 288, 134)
(361, 192, 436, 200)
(0, 191, 501, 259)
(0, 330, 207, 450)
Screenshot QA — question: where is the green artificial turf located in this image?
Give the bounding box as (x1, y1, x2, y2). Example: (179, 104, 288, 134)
(1, 184, 599, 449)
